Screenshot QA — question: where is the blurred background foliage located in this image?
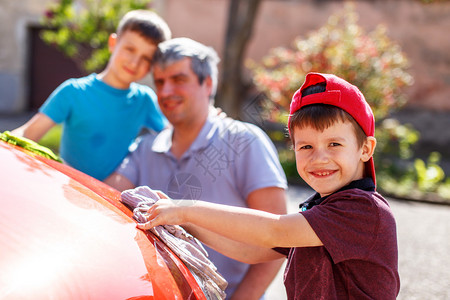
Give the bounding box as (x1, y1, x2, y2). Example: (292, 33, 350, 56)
(247, 4, 450, 202)
(41, 0, 152, 72)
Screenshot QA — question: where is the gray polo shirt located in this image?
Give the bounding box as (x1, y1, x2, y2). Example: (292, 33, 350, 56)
(116, 113, 287, 295)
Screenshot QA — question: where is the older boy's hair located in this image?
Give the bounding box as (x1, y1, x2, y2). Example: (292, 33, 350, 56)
(117, 10, 171, 44)
(289, 83, 367, 147)
(152, 38, 220, 100)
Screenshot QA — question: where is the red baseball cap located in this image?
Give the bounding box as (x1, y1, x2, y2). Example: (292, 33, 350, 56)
(289, 72, 376, 185)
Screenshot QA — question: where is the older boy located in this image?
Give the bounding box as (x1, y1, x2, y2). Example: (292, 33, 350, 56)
(137, 72, 400, 299)
(13, 10, 170, 180)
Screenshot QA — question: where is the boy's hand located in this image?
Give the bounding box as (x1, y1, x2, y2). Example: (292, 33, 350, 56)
(136, 198, 195, 230)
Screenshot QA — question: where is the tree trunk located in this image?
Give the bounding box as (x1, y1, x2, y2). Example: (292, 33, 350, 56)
(216, 0, 262, 119)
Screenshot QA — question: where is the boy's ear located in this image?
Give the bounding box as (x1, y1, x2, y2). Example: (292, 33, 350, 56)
(361, 136, 377, 163)
(108, 33, 118, 53)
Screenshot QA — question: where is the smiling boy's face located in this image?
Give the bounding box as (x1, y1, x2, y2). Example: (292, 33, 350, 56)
(293, 120, 375, 197)
(103, 30, 157, 89)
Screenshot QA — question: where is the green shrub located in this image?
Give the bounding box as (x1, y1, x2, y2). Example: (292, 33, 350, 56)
(41, 0, 152, 72)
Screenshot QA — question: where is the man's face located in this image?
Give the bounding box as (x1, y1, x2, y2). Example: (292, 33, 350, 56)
(106, 30, 156, 89)
(153, 58, 212, 126)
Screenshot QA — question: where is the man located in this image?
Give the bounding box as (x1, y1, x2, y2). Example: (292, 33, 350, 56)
(105, 37, 288, 299)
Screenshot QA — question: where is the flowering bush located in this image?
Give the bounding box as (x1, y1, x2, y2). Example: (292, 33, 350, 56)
(248, 4, 413, 124)
(41, 0, 152, 72)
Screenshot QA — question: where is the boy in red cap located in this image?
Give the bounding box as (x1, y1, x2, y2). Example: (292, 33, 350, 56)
(136, 72, 400, 299)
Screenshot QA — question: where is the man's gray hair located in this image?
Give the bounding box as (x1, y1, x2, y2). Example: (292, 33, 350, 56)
(152, 37, 220, 100)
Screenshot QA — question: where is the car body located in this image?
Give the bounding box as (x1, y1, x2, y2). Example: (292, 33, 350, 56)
(0, 140, 206, 299)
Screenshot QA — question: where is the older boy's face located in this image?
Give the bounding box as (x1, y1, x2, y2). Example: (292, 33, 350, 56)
(293, 120, 371, 197)
(106, 30, 157, 89)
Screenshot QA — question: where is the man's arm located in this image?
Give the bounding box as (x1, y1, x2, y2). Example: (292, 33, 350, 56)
(184, 224, 284, 264)
(104, 172, 136, 191)
(230, 186, 286, 300)
(12, 113, 56, 142)
(177, 187, 288, 299)
(107, 173, 286, 299)
(188, 223, 286, 300)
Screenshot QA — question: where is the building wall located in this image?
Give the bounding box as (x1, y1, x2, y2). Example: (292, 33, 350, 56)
(1, 0, 449, 113)
(163, 0, 450, 111)
(0, 0, 43, 113)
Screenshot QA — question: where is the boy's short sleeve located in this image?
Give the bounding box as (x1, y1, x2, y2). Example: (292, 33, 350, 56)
(39, 79, 74, 123)
(301, 190, 388, 264)
(273, 247, 290, 257)
(142, 86, 167, 132)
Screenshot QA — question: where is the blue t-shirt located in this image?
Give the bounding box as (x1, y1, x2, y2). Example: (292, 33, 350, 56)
(40, 74, 167, 180)
(116, 113, 288, 295)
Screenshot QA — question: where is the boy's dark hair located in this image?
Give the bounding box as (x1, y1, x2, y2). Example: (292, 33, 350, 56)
(289, 83, 367, 148)
(117, 10, 171, 44)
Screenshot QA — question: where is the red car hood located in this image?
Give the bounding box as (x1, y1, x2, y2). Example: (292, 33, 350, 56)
(0, 141, 205, 299)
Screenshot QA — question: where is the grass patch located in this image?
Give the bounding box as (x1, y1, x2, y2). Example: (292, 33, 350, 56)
(38, 125, 62, 154)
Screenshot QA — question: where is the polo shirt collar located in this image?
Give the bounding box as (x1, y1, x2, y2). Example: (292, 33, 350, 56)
(299, 178, 375, 211)
(151, 113, 219, 157)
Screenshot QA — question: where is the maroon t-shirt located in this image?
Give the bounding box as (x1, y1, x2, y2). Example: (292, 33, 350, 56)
(276, 184, 399, 299)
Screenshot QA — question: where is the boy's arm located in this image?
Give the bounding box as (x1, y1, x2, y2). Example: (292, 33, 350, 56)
(12, 113, 56, 142)
(104, 175, 282, 262)
(141, 188, 317, 299)
(139, 196, 322, 249)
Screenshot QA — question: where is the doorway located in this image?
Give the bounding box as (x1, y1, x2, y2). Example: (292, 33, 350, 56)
(27, 26, 86, 110)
